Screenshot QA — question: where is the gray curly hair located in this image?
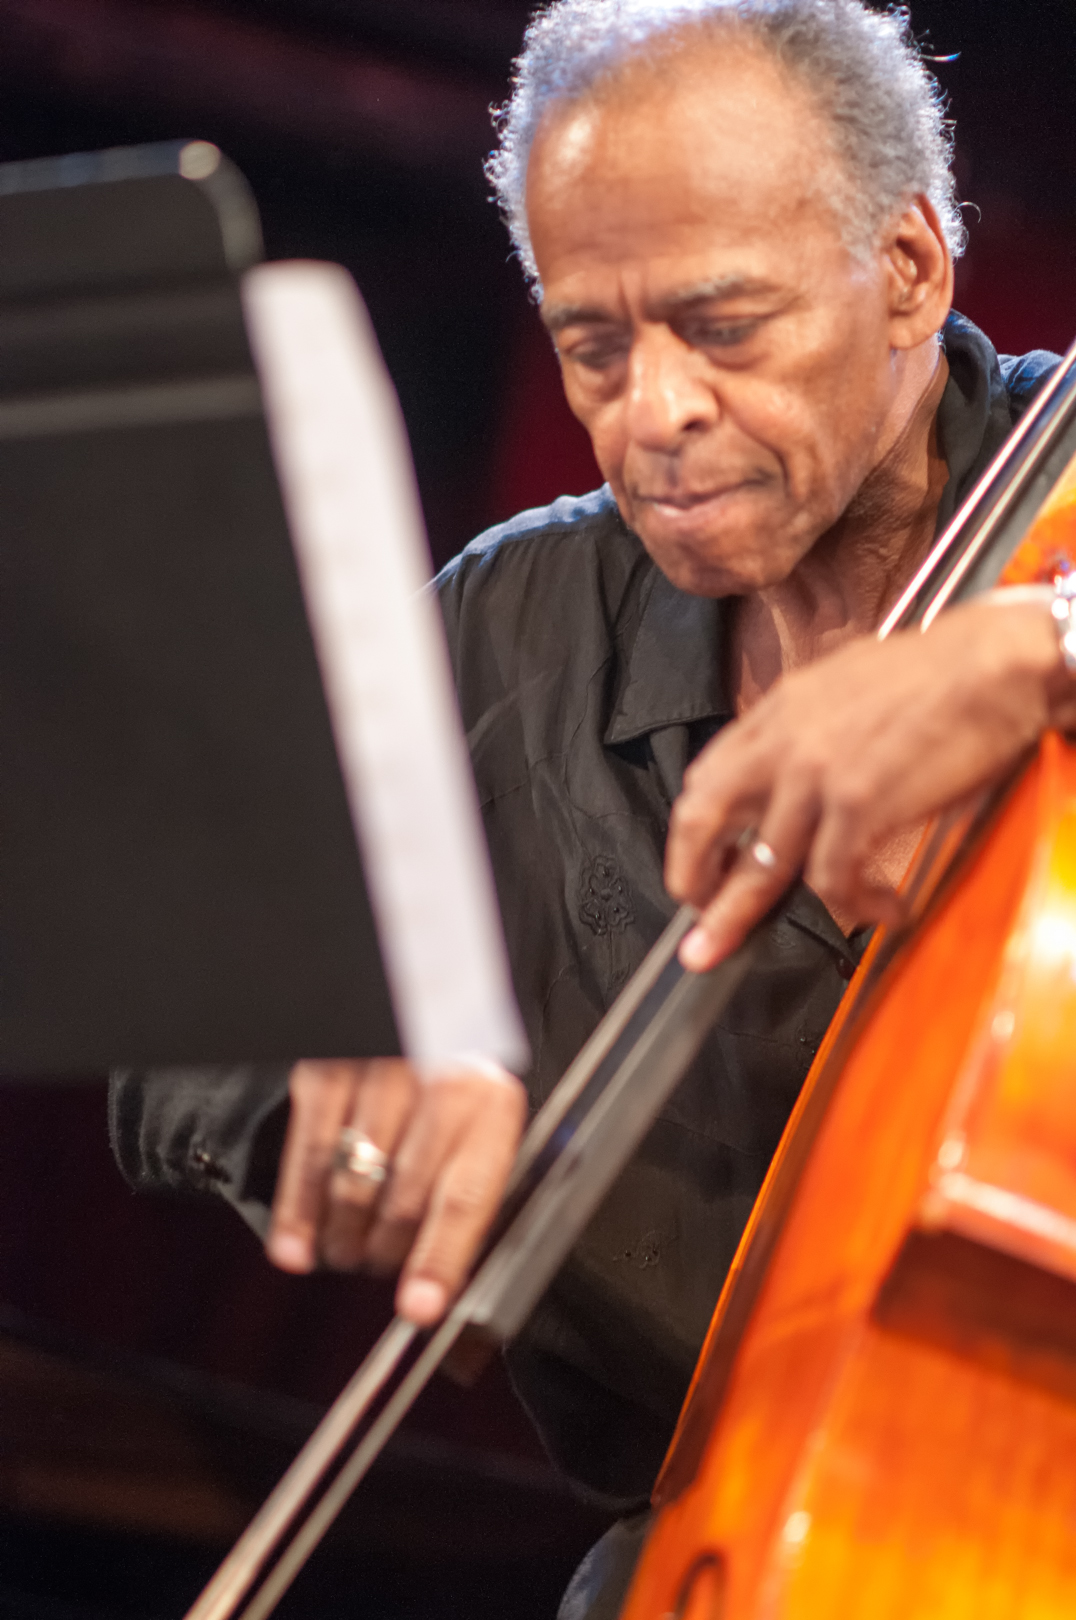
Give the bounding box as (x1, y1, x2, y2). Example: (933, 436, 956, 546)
(487, 0, 965, 288)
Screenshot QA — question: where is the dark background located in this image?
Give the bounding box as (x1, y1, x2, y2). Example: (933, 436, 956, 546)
(0, 3, 1073, 1617)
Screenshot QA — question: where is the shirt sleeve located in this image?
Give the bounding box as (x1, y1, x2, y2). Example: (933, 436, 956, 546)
(108, 1064, 289, 1239)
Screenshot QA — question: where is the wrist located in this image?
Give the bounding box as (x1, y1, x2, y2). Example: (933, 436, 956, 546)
(1050, 574, 1076, 675)
(1047, 577, 1076, 730)
(975, 586, 1076, 729)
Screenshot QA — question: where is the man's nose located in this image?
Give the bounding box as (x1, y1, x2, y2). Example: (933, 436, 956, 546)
(625, 327, 717, 450)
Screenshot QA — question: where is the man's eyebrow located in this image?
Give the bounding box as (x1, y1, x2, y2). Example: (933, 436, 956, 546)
(541, 276, 778, 332)
(650, 275, 777, 317)
(541, 302, 616, 334)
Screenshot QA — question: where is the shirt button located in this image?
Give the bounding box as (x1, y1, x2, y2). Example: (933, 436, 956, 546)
(190, 1147, 227, 1182)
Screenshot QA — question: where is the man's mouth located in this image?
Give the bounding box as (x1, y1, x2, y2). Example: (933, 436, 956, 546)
(636, 483, 750, 512)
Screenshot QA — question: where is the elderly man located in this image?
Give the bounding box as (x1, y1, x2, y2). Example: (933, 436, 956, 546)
(112, 0, 1075, 1609)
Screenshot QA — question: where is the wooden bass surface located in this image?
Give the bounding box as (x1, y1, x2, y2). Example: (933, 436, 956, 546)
(621, 440, 1076, 1620)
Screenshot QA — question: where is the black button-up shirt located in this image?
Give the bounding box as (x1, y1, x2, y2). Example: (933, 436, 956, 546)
(111, 313, 1059, 1506)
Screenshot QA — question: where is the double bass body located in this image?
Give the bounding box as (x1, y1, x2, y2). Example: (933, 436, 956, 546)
(622, 429, 1076, 1618)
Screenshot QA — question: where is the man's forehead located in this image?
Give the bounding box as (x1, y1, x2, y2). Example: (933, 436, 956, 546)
(527, 46, 845, 325)
(541, 273, 781, 332)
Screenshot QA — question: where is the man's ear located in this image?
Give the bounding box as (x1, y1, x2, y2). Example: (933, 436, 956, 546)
(883, 196, 954, 351)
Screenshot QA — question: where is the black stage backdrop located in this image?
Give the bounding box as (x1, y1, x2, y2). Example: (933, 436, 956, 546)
(0, 4, 1072, 1618)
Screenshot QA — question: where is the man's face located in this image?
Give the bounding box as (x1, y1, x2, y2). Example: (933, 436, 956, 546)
(527, 43, 912, 596)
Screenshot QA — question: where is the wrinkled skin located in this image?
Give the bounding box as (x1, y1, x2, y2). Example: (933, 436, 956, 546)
(265, 35, 1073, 1322)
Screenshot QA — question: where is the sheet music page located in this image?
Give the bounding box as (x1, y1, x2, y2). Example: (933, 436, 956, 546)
(242, 261, 528, 1073)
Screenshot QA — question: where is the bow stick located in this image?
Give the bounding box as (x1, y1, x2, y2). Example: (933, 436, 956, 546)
(184, 905, 766, 1620)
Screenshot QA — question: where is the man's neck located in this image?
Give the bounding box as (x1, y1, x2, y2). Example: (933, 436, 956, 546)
(732, 346, 951, 713)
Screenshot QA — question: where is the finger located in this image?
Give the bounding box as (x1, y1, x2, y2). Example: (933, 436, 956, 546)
(361, 1076, 480, 1284)
(847, 881, 906, 932)
(679, 787, 818, 971)
(319, 1060, 416, 1271)
(666, 764, 769, 906)
(394, 1075, 527, 1326)
(266, 1061, 356, 1273)
(806, 801, 911, 934)
(799, 769, 879, 917)
(665, 711, 780, 906)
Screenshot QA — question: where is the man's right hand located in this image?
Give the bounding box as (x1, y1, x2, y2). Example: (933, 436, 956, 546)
(265, 1056, 526, 1327)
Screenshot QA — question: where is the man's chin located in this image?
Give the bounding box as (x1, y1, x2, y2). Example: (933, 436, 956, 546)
(624, 488, 797, 592)
(640, 529, 802, 599)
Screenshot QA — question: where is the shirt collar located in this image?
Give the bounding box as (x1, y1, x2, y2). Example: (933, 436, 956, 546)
(604, 564, 732, 746)
(935, 311, 1013, 531)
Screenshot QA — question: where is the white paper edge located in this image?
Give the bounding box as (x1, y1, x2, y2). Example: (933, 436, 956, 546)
(241, 260, 528, 1074)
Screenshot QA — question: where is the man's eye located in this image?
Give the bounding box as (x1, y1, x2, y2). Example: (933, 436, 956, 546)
(687, 319, 760, 349)
(563, 335, 628, 371)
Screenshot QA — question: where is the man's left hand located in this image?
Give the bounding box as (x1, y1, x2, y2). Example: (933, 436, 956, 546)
(667, 593, 1076, 969)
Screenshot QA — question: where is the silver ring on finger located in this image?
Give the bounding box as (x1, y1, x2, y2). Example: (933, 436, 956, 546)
(747, 838, 780, 872)
(333, 1127, 390, 1189)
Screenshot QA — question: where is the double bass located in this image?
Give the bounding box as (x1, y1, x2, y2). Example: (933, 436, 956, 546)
(623, 341, 1076, 1618)
(188, 341, 1076, 1619)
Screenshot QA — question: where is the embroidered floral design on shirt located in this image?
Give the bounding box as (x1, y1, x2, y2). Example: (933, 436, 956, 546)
(579, 854, 636, 936)
(613, 1225, 678, 1269)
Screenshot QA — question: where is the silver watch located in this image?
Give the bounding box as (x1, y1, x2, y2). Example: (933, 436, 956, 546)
(1051, 573, 1076, 674)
